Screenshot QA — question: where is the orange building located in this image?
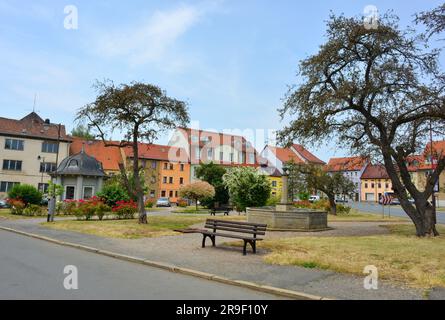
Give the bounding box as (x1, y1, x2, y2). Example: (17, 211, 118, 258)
(360, 165, 393, 202)
(122, 143, 190, 203)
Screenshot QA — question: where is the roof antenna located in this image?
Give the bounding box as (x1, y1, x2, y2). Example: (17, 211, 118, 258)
(33, 93, 37, 112)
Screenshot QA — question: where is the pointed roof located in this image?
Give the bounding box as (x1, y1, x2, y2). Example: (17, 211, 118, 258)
(53, 150, 106, 177)
(265, 145, 325, 165)
(122, 143, 189, 162)
(361, 165, 389, 179)
(291, 144, 326, 165)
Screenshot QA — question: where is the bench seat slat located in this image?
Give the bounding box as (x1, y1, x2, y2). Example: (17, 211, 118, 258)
(202, 231, 263, 241)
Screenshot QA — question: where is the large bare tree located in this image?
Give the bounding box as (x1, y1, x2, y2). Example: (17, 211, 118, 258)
(278, 13, 445, 236)
(77, 80, 189, 224)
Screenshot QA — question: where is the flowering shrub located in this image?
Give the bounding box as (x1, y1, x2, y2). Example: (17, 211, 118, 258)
(23, 204, 44, 216)
(293, 200, 312, 208)
(112, 200, 138, 219)
(177, 199, 188, 208)
(7, 199, 25, 215)
(145, 199, 155, 208)
(62, 200, 78, 216)
(63, 197, 110, 220)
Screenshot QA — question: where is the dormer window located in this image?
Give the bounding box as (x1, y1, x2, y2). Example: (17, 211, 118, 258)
(68, 159, 78, 168)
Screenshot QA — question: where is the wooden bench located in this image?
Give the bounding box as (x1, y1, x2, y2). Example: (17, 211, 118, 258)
(200, 219, 267, 255)
(209, 206, 233, 216)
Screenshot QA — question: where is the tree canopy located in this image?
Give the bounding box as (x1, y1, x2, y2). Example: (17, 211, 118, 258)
(278, 13, 445, 236)
(179, 181, 215, 210)
(77, 80, 189, 223)
(195, 162, 230, 208)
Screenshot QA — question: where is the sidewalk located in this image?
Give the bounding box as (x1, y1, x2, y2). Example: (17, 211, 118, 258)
(0, 216, 430, 300)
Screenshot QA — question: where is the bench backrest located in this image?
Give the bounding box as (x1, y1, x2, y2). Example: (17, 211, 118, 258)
(205, 219, 267, 237)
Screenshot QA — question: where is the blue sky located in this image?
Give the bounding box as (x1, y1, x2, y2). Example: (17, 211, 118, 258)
(0, 0, 442, 162)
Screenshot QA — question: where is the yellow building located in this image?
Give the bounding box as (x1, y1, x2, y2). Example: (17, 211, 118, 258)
(360, 165, 393, 202)
(258, 166, 283, 199)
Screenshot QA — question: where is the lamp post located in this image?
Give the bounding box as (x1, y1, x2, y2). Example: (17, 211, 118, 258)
(37, 155, 45, 188)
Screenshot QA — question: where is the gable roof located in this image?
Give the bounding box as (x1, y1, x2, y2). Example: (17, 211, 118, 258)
(292, 144, 326, 165)
(361, 165, 390, 179)
(327, 156, 368, 172)
(0, 112, 71, 142)
(424, 140, 445, 159)
(123, 143, 188, 162)
(70, 138, 123, 171)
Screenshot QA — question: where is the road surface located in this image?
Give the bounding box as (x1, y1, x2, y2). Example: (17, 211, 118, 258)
(350, 201, 445, 224)
(0, 230, 284, 300)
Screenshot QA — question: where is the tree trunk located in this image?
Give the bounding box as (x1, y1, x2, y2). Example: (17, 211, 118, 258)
(328, 196, 337, 215)
(132, 133, 147, 224)
(399, 196, 438, 237)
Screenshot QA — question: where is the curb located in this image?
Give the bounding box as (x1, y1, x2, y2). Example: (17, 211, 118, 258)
(0, 225, 331, 300)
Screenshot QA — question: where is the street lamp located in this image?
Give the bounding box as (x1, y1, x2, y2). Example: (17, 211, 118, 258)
(37, 155, 45, 191)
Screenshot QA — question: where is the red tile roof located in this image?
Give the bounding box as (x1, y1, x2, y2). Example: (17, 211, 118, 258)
(424, 140, 445, 160)
(361, 165, 390, 179)
(268, 146, 306, 164)
(70, 138, 123, 171)
(123, 143, 188, 162)
(292, 144, 326, 165)
(0, 112, 71, 142)
(327, 156, 368, 172)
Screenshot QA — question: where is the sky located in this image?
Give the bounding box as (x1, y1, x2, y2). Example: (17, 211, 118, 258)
(0, 0, 443, 162)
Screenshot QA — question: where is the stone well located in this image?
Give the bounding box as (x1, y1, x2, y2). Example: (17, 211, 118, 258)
(246, 206, 329, 231)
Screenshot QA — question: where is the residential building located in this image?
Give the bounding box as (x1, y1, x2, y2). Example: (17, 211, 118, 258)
(360, 165, 393, 202)
(260, 144, 325, 174)
(168, 128, 258, 182)
(0, 112, 71, 199)
(70, 137, 123, 176)
(326, 156, 369, 201)
(258, 165, 282, 199)
(122, 143, 189, 203)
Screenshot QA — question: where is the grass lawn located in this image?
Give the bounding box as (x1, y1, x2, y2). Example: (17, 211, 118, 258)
(328, 209, 407, 222)
(41, 214, 246, 239)
(258, 224, 445, 288)
(0, 209, 35, 220)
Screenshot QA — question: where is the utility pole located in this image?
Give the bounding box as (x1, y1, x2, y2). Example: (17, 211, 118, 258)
(47, 124, 61, 222)
(429, 120, 437, 227)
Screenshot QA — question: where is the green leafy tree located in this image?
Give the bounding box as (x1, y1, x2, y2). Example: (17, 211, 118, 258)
(97, 182, 130, 207)
(288, 164, 355, 215)
(278, 13, 445, 236)
(8, 184, 42, 206)
(47, 181, 63, 198)
(179, 181, 215, 210)
(222, 167, 271, 212)
(195, 162, 230, 208)
(76, 80, 189, 224)
(71, 124, 95, 140)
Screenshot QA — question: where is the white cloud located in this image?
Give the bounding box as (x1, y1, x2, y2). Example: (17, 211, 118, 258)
(93, 4, 203, 67)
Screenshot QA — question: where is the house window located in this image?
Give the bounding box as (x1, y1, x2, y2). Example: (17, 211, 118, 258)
(5, 139, 24, 151)
(42, 141, 59, 153)
(65, 186, 75, 200)
(163, 177, 167, 184)
(38, 183, 49, 194)
(230, 153, 234, 162)
(169, 190, 173, 197)
(371, 183, 375, 188)
(40, 162, 57, 173)
(0, 181, 19, 192)
(378, 183, 382, 188)
(220, 152, 224, 161)
(83, 186, 94, 200)
(68, 160, 78, 168)
(175, 191, 178, 198)
(3, 160, 22, 171)
(191, 135, 198, 143)
(385, 183, 389, 189)
(151, 161, 157, 169)
(161, 190, 166, 197)
(365, 183, 368, 189)
(248, 153, 255, 164)
(163, 163, 168, 169)
(169, 177, 173, 184)
(169, 163, 174, 170)
(180, 164, 184, 171)
(150, 190, 155, 198)
(180, 177, 184, 185)
(207, 148, 213, 159)
(272, 181, 277, 187)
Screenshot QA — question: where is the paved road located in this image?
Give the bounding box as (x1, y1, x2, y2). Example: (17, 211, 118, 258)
(0, 230, 284, 300)
(350, 202, 445, 224)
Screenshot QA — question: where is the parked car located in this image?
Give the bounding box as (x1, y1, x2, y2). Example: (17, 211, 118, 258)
(0, 199, 10, 208)
(335, 197, 349, 203)
(309, 195, 320, 203)
(156, 197, 171, 207)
